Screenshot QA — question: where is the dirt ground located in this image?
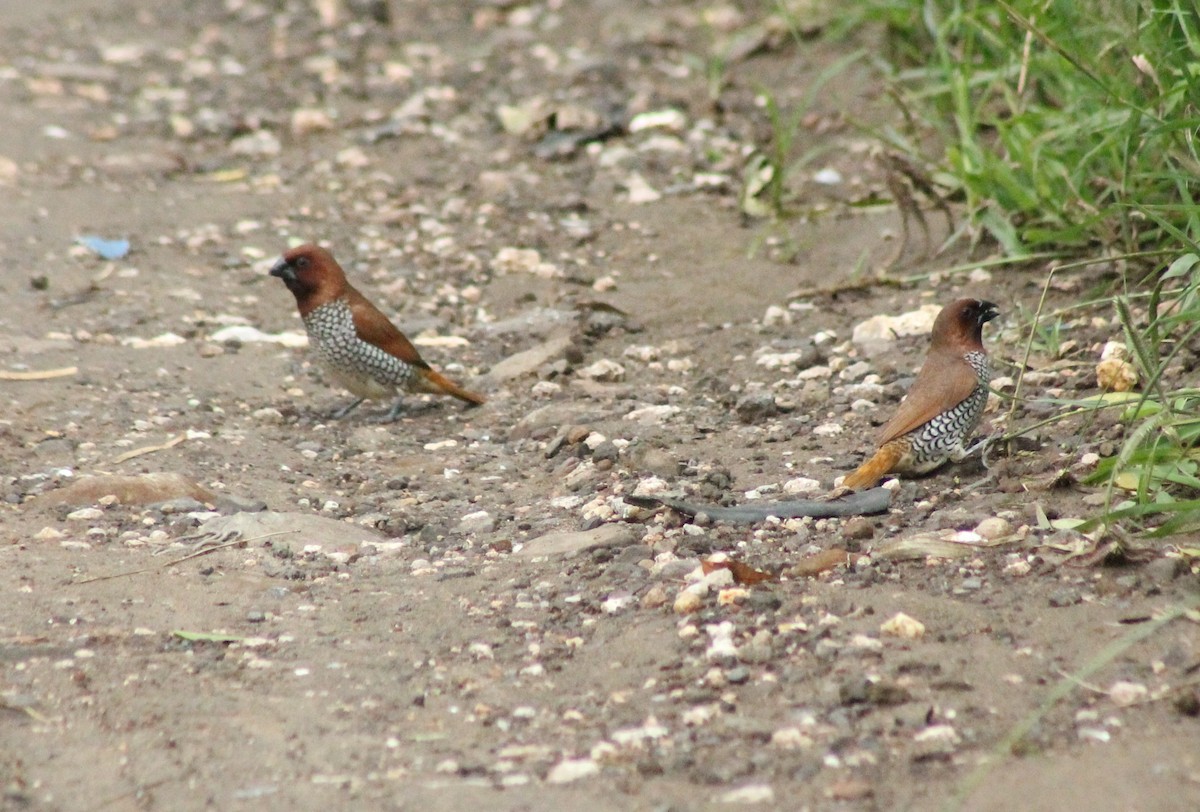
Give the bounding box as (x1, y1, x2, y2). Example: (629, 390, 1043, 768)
(3, 1, 1199, 810)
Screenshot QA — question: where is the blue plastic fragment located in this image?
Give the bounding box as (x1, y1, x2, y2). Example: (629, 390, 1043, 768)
(77, 235, 131, 260)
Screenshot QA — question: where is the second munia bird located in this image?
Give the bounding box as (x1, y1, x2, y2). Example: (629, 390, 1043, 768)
(841, 298, 998, 490)
(270, 244, 485, 420)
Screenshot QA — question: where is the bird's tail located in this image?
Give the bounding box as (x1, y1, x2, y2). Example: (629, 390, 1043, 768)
(840, 441, 906, 490)
(415, 367, 486, 406)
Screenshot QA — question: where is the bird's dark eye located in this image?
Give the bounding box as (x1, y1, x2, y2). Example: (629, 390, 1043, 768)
(295, 256, 310, 269)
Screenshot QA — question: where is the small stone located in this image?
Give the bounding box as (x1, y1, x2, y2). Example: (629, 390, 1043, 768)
(826, 779, 873, 801)
(246, 610, 266, 623)
(545, 758, 600, 784)
(841, 517, 875, 541)
(1108, 680, 1148, 707)
(880, 612, 925, 639)
(725, 666, 750, 685)
(674, 590, 704, 614)
(782, 477, 821, 496)
(852, 305, 941, 355)
(67, 507, 104, 521)
(641, 584, 668, 608)
(1048, 589, 1080, 608)
(912, 725, 960, 759)
(578, 359, 626, 382)
(974, 517, 1012, 540)
(458, 510, 495, 533)
(290, 108, 334, 137)
(253, 407, 285, 423)
(230, 130, 281, 156)
(1097, 356, 1137, 392)
(735, 392, 778, 424)
(717, 784, 775, 804)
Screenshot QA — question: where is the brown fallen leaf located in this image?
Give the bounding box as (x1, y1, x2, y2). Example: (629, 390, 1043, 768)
(0, 366, 78, 380)
(701, 558, 775, 585)
(787, 547, 862, 578)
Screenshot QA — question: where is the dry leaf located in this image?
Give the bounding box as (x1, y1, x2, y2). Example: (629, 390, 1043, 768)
(787, 548, 861, 577)
(701, 558, 774, 585)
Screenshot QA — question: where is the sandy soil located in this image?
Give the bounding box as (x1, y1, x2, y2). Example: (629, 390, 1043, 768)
(2, 2, 1199, 810)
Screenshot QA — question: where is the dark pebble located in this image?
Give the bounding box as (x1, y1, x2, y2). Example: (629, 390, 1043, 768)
(745, 590, 782, 612)
(591, 440, 620, 464)
(841, 516, 875, 541)
(735, 391, 778, 424)
(1048, 589, 1080, 607)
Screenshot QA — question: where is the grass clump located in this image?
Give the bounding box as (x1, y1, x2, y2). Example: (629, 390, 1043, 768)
(863, 0, 1200, 257)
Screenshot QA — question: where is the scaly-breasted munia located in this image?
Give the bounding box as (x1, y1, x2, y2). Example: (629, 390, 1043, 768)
(270, 244, 485, 420)
(841, 298, 998, 489)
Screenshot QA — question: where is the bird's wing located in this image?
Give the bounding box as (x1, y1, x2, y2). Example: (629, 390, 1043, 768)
(345, 286, 431, 369)
(876, 355, 978, 445)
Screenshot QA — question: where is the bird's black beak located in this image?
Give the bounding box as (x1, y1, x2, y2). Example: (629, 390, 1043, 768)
(979, 301, 1000, 324)
(269, 257, 296, 284)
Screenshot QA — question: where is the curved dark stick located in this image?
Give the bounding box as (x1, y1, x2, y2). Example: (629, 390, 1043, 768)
(626, 487, 892, 525)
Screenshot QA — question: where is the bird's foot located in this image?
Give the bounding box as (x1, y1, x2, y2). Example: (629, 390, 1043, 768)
(820, 485, 855, 502)
(375, 398, 438, 423)
(327, 397, 366, 420)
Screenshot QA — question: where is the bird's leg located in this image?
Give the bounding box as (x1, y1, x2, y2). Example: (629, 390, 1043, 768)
(382, 397, 407, 423)
(329, 397, 366, 420)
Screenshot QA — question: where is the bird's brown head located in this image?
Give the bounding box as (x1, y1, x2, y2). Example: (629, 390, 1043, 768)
(931, 298, 999, 352)
(269, 244, 347, 315)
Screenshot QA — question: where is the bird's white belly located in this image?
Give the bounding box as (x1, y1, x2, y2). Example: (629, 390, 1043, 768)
(321, 359, 396, 400)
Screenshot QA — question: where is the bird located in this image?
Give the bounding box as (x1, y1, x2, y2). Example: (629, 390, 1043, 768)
(840, 298, 999, 490)
(269, 243, 485, 420)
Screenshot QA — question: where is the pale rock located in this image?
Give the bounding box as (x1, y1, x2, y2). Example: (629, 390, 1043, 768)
(230, 130, 281, 156)
(974, 517, 1011, 540)
(705, 621, 738, 662)
(762, 305, 791, 327)
(67, 508, 104, 521)
(782, 477, 821, 496)
(121, 333, 187, 349)
(290, 108, 334, 137)
(718, 784, 775, 804)
(1109, 680, 1148, 707)
(624, 172, 661, 204)
(578, 359, 626, 382)
(880, 612, 925, 639)
(628, 109, 686, 132)
(852, 305, 941, 354)
(718, 587, 750, 606)
(1097, 356, 1137, 392)
(623, 345, 659, 363)
(771, 727, 813, 749)
(458, 510, 495, 533)
(673, 589, 704, 614)
(624, 404, 679, 422)
(546, 758, 600, 784)
(491, 246, 561, 278)
(253, 407, 284, 423)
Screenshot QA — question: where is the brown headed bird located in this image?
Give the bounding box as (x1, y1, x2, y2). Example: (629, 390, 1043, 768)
(270, 244, 484, 420)
(841, 298, 998, 490)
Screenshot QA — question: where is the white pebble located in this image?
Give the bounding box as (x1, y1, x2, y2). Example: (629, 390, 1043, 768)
(880, 612, 925, 639)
